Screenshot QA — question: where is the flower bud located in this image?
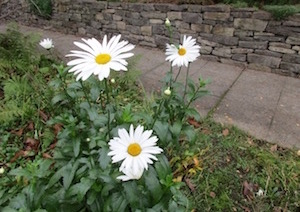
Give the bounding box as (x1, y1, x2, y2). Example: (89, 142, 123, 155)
(165, 18, 171, 27)
(110, 78, 115, 84)
(164, 87, 171, 95)
(86, 138, 91, 142)
(0, 167, 4, 174)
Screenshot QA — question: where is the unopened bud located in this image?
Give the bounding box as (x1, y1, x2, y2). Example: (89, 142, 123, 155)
(165, 18, 171, 27)
(110, 78, 115, 84)
(164, 87, 171, 95)
(0, 167, 4, 174)
(86, 138, 91, 142)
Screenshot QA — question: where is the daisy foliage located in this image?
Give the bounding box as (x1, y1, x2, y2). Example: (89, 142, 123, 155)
(165, 35, 200, 67)
(108, 125, 163, 181)
(66, 35, 135, 81)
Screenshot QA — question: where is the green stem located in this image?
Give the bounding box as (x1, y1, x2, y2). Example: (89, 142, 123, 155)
(173, 67, 182, 86)
(151, 98, 164, 129)
(183, 63, 191, 101)
(80, 80, 91, 107)
(104, 79, 111, 139)
(169, 64, 173, 88)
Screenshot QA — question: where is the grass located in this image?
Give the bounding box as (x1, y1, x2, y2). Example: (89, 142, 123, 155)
(170, 118, 300, 211)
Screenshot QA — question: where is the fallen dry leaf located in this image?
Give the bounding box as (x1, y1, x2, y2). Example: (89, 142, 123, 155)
(27, 122, 35, 131)
(222, 128, 229, 137)
(11, 128, 24, 137)
(187, 117, 201, 128)
(39, 110, 49, 122)
(10, 150, 29, 163)
(243, 181, 258, 200)
(25, 137, 40, 152)
(53, 123, 63, 135)
(42, 153, 52, 159)
(270, 144, 278, 152)
(209, 191, 216, 198)
(184, 177, 195, 192)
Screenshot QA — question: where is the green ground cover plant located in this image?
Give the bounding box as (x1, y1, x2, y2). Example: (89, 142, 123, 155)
(0, 22, 299, 211)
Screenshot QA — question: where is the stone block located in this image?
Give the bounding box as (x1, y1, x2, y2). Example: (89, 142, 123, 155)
(103, 9, 115, 14)
(247, 53, 281, 68)
(152, 25, 166, 35)
(149, 19, 164, 24)
(254, 50, 282, 58)
(280, 62, 300, 73)
(271, 68, 292, 76)
(220, 58, 247, 68)
(292, 46, 300, 51)
(234, 30, 253, 38)
(167, 11, 182, 20)
(141, 11, 166, 19)
(231, 12, 252, 18)
(126, 25, 141, 34)
(201, 55, 220, 62)
(212, 47, 232, 58)
(269, 42, 291, 48)
(283, 21, 300, 27)
(266, 26, 300, 37)
(124, 17, 147, 26)
(143, 4, 155, 11)
(78, 27, 86, 35)
(248, 63, 272, 72)
(211, 35, 239, 46)
(191, 24, 212, 33)
(175, 21, 190, 30)
(200, 46, 213, 54)
(187, 5, 202, 12)
(113, 14, 122, 21)
(116, 21, 126, 30)
(239, 41, 268, 50)
(203, 12, 230, 21)
(169, 4, 188, 12)
(252, 11, 272, 20)
(286, 36, 300, 45)
(234, 18, 268, 31)
(254, 35, 284, 42)
(154, 4, 170, 13)
(232, 54, 246, 62)
(282, 54, 300, 64)
(182, 12, 202, 24)
(232, 48, 253, 54)
(141, 26, 152, 36)
(154, 35, 169, 48)
(128, 3, 143, 12)
(70, 13, 81, 21)
(202, 5, 230, 12)
(268, 46, 296, 54)
(212, 25, 234, 36)
(198, 38, 220, 47)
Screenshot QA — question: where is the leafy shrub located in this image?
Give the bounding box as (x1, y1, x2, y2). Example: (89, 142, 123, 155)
(263, 5, 300, 20)
(28, 0, 52, 19)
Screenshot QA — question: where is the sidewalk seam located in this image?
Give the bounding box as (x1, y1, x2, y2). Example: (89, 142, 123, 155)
(206, 67, 246, 119)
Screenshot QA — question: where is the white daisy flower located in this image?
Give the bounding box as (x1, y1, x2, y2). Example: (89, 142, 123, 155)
(108, 125, 163, 177)
(39, 38, 54, 50)
(66, 35, 135, 81)
(165, 35, 200, 67)
(117, 167, 144, 181)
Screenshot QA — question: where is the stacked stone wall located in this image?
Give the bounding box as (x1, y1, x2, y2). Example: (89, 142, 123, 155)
(1, 0, 300, 77)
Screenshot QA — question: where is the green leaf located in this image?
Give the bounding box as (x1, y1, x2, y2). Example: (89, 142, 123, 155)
(144, 167, 163, 203)
(51, 93, 67, 105)
(154, 155, 172, 181)
(67, 177, 94, 201)
(154, 121, 169, 143)
(9, 168, 31, 178)
(185, 108, 201, 121)
(47, 165, 66, 188)
(169, 121, 182, 139)
(72, 137, 80, 157)
(110, 192, 128, 212)
(98, 147, 111, 170)
(123, 181, 140, 206)
(63, 160, 79, 190)
(9, 193, 28, 210)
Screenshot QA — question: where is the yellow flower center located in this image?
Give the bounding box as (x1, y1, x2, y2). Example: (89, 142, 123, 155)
(178, 47, 186, 56)
(127, 143, 142, 156)
(95, 53, 111, 64)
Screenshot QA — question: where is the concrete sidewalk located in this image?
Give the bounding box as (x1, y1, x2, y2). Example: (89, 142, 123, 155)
(1, 24, 299, 149)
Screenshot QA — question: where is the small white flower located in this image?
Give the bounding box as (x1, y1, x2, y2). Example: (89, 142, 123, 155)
(164, 87, 171, 95)
(39, 38, 54, 50)
(110, 78, 116, 84)
(108, 125, 163, 177)
(0, 167, 4, 174)
(86, 138, 91, 142)
(165, 35, 200, 67)
(117, 167, 144, 181)
(165, 18, 171, 27)
(66, 35, 135, 81)
(256, 188, 264, 197)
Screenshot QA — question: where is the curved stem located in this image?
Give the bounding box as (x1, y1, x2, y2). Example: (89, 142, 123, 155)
(80, 80, 91, 107)
(183, 63, 191, 101)
(151, 98, 164, 129)
(173, 67, 182, 85)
